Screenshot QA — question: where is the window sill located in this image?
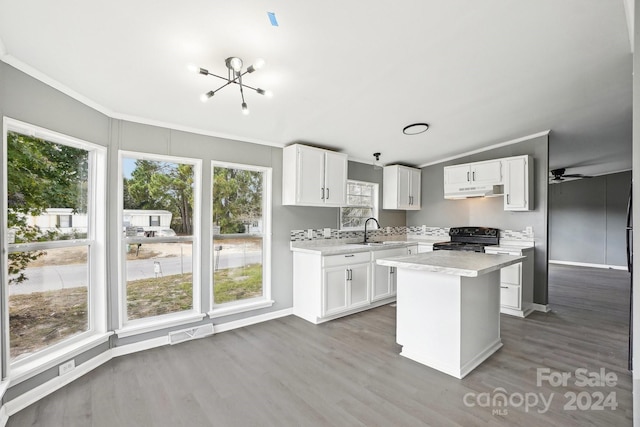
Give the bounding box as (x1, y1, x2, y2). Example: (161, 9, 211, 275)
(116, 312, 206, 338)
(10, 332, 113, 386)
(208, 299, 275, 319)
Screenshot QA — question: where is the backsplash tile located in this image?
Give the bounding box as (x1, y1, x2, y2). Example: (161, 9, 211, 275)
(290, 226, 534, 243)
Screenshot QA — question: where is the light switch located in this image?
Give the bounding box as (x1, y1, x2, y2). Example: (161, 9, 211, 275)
(323, 228, 332, 238)
(307, 229, 314, 239)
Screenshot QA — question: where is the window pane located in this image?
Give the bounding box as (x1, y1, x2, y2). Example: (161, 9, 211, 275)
(340, 180, 378, 230)
(212, 166, 264, 305)
(121, 155, 197, 323)
(125, 242, 193, 320)
(7, 131, 89, 243)
(8, 246, 88, 361)
(122, 158, 194, 236)
(213, 236, 263, 303)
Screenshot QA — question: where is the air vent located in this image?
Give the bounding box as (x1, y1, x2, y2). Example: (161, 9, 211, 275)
(168, 323, 214, 345)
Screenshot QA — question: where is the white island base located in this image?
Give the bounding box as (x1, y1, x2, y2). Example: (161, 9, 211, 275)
(396, 268, 502, 379)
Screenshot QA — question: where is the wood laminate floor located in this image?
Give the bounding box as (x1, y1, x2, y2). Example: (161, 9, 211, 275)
(7, 264, 633, 426)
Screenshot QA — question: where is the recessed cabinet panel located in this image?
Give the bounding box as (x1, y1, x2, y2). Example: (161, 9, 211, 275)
(444, 164, 471, 188)
(323, 267, 349, 316)
(297, 147, 326, 205)
(504, 156, 532, 211)
(501, 263, 521, 285)
(472, 161, 502, 185)
(323, 151, 348, 204)
(500, 284, 521, 309)
(349, 263, 370, 308)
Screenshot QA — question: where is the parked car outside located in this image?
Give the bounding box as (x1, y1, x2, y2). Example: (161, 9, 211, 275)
(155, 228, 176, 237)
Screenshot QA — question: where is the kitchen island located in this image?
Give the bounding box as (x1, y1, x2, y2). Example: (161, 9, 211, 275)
(377, 250, 523, 379)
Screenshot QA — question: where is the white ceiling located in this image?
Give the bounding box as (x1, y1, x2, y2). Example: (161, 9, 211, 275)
(0, 1, 632, 177)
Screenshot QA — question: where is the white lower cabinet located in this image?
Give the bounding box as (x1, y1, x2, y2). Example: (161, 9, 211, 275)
(293, 244, 417, 324)
(323, 261, 370, 316)
(371, 247, 414, 302)
(484, 246, 534, 317)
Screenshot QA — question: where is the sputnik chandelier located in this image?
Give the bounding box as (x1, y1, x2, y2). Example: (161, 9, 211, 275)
(190, 57, 272, 115)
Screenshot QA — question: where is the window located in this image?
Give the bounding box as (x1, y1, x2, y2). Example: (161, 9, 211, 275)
(340, 180, 379, 230)
(57, 214, 72, 228)
(211, 161, 272, 314)
(119, 152, 201, 328)
(3, 118, 107, 367)
(149, 215, 160, 227)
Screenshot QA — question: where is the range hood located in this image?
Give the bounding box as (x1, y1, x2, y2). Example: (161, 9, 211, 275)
(444, 184, 504, 200)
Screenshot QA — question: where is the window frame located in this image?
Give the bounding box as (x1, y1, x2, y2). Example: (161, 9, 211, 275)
(208, 160, 273, 318)
(339, 179, 379, 231)
(2, 117, 108, 379)
(116, 150, 203, 336)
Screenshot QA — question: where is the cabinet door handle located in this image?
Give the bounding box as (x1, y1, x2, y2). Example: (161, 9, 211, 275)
(506, 194, 510, 204)
(500, 286, 509, 289)
(467, 171, 470, 182)
(472, 171, 476, 181)
(326, 187, 329, 200)
(346, 269, 350, 281)
(321, 188, 325, 200)
(345, 254, 355, 257)
(390, 267, 395, 274)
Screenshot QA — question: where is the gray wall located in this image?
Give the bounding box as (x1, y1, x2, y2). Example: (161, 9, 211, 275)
(407, 134, 549, 305)
(549, 171, 630, 267)
(348, 161, 406, 227)
(0, 61, 344, 400)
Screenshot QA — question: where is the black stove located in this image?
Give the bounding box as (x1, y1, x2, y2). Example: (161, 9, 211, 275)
(433, 227, 499, 253)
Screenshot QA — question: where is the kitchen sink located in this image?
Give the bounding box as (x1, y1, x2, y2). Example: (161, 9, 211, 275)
(347, 241, 406, 246)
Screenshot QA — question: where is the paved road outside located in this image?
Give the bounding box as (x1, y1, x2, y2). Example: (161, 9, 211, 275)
(9, 251, 261, 296)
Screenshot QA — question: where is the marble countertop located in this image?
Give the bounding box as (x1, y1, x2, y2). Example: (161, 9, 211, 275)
(290, 240, 415, 255)
(376, 251, 524, 277)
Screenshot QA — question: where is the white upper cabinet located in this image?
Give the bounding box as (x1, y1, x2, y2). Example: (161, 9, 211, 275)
(282, 144, 348, 207)
(383, 165, 421, 210)
(504, 155, 533, 211)
(443, 155, 532, 211)
(443, 160, 502, 192)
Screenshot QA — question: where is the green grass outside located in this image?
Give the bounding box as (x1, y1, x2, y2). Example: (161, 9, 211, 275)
(9, 265, 263, 359)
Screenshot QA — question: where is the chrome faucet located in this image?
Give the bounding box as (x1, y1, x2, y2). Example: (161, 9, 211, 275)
(364, 217, 380, 243)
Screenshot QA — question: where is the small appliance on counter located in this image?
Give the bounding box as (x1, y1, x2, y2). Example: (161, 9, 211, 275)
(433, 227, 499, 253)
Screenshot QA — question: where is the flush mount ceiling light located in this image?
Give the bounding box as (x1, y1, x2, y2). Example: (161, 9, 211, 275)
(189, 57, 272, 115)
(402, 123, 429, 135)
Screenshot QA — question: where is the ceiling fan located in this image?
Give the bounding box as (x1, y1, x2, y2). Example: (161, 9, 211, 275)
(549, 168, 593, 182)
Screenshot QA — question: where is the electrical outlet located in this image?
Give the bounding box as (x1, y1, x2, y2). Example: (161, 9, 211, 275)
(422, 225, 427, 232)
(323, 228, 331, 238)
(59, 360, 75, 376)
(307, 229, 314, 239)
(386, 226, 391, 234)
(525, 226, 533, 234)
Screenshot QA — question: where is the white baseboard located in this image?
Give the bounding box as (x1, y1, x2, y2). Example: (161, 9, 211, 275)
(111, 335, 170, 358)
(4, 351, 111, 417)
(213, 308, 293, 334)
(531, 303, 550, 313)
(0, 405, 8, 427)
(549, 260, 628, 271)
(0, 307, 294, 421)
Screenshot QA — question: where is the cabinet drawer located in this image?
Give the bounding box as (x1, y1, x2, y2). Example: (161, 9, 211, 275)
(501, 263, 521, 285)
(500, 284, 521, 309)
(323, 252, 370, 267)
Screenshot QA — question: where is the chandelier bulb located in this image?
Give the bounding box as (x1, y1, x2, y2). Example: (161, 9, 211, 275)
(242, 102, 250, 115)
(200, 91, 214, 103)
